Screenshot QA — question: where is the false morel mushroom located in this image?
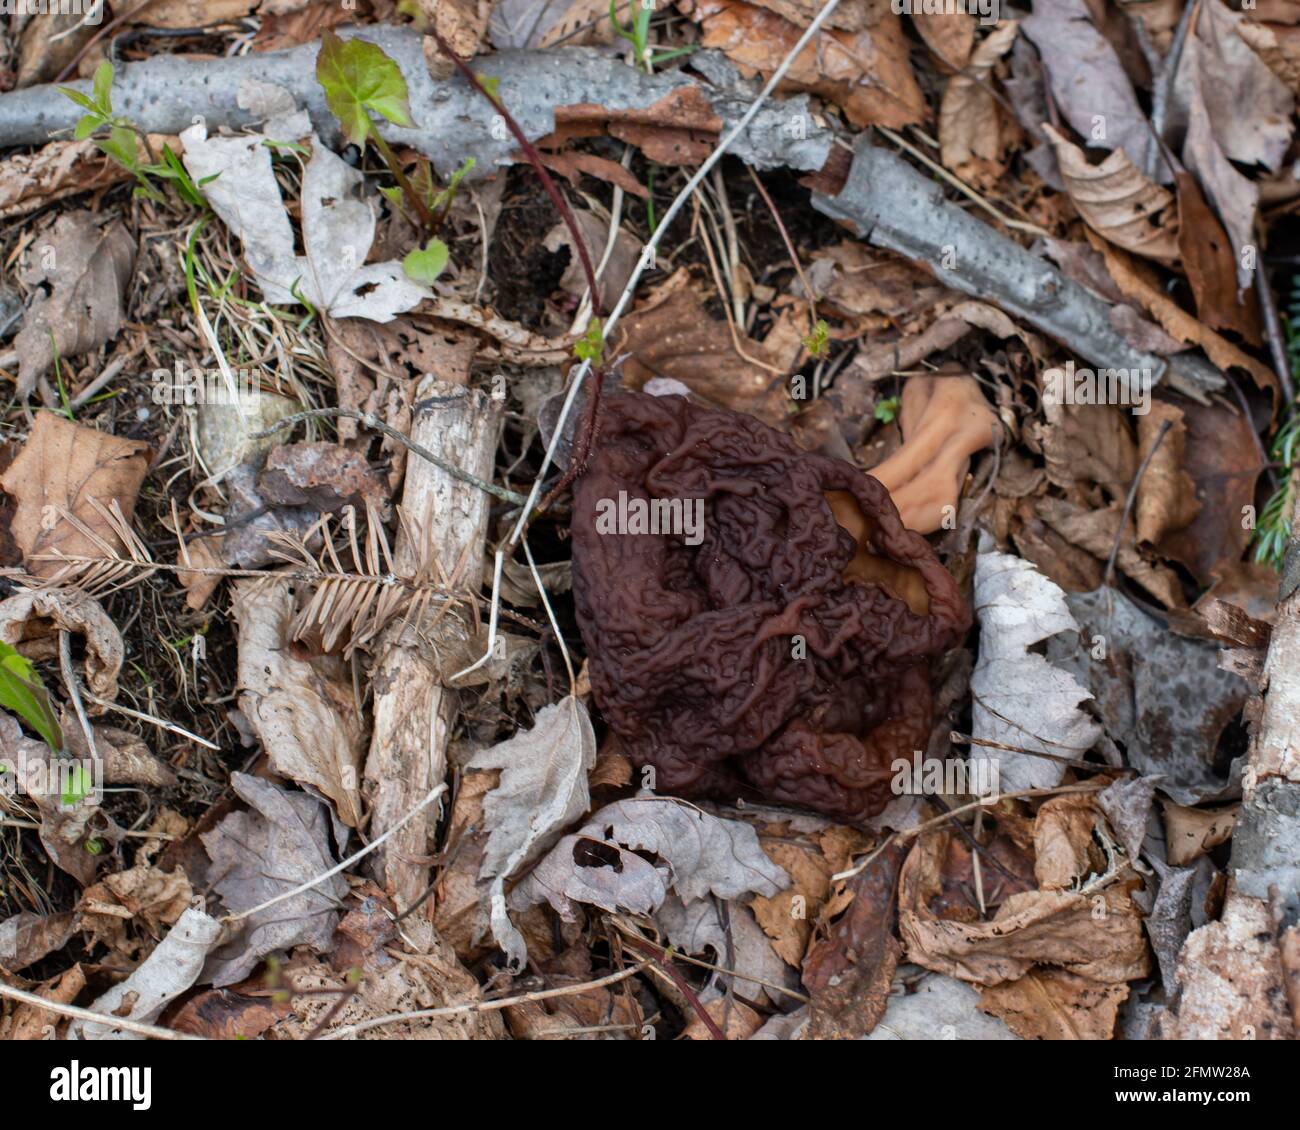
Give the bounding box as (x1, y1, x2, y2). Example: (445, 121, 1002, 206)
(571, 391, 970, 821)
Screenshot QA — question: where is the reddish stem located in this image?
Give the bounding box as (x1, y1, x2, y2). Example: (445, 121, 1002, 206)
(622, 935, 727, 1041)
(426, 31, 603, 318)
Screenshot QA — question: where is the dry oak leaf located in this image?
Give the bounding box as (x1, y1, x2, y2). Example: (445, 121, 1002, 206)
(0, 964, 86, 1042)
(939, 21, 1018, 188)
(1043, 124, 1180, 265)
(898, 829, 1151, 987)
(679, 0, 926, 128)
(0, 138, 169, 221)
(231, 578, 365, 827)
(13, 212, 135, 400)
(0, 411, 149, 580)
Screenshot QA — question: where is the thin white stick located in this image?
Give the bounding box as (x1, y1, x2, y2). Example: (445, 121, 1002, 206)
(0, 981, 203, 1041)
(221, 782, 447, 924)
(456, 0, 846, 680)
(319, 962, 648, 1039)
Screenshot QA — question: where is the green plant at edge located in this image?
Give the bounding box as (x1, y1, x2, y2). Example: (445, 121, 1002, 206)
(610, 0, 698, 71)
(0, 640, 63, 753)
(57, 61, 210, 208)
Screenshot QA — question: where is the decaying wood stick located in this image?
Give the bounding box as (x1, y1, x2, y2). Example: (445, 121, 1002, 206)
(1160, 492, 1300, 1039)
(0, 27, 832, 181)
(364, 377, 501, 912)
(811, 135, 1226, 401)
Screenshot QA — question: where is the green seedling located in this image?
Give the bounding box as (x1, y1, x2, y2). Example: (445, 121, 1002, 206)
(0, 640, 63, 753)
(802, 318, 830, 360)
(574, 318, 606, 367)
(610, 0, 697, 71)
(316, 30, 435, 232)
(1254, 408, 1300, 568)
(874, 395, 901, 424)
(59, 62, 210, 207)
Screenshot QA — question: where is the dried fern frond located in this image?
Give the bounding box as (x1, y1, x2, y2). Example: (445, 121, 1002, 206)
(280, 501, 457, 656)
(30, 498, 158, 596)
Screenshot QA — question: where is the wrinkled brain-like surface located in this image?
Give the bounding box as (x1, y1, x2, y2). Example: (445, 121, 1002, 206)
(571, 392, 970, 821)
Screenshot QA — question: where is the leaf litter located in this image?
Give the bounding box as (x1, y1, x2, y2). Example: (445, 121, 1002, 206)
(0, 0, 1296, 1048)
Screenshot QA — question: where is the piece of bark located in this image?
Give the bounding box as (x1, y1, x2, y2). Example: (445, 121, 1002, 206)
(363, 377, 501, 912)
(811, 135, 1225, 400)
(1160, 495, 1300, 1039)
(0, 30, 832, 182)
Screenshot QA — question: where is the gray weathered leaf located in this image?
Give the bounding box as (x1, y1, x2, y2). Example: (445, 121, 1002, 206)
(200, 773, 348, 987)
(468, 696, 597, 969)
(512, 796, 789, 928)
(969, 549, 1103, 794)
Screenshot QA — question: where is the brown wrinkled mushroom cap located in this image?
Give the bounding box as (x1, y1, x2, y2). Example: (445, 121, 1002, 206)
(571, 392, 970, 821)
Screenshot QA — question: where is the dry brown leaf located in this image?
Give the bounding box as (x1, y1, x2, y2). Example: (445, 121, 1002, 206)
(231, 578, 365, 827)
(13, 212, 135, 398)
(134, 0, 259, 27)
(1162, 800, 1238, 866)
(680, 0, 926, 128)
(938, 21, 1018, 188)
(267, 918, 506, 1039)
(0, 588, 123, 703)
(0, 139, 166, 220)
(898, 829, 1151, 987)
(1134, 400, 1200, 548)
(0, 411, 149, 578)
(0, 911, 77, 975)
(1036, 496, 1185, 608)
(421, 0, 493, 70)
(1033, 793, 1103, 890)
(802, 840, 906, 1039)
(79, 865, 193, 959)
(980, 967, 1129, 1039)
(15, 12, 95, 86)
(0, 964, 85, 1041)
(616, 270, 789, 425)
(1092, 230, 1274, 397)
(913, 10, 976, 71)
(1044, 124, 1179, 265)
(1176, 171, 1262, 344)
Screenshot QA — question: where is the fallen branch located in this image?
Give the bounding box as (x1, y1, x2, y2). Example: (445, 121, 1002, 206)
(0, 27, 833, 181)
(812, 136, 1226, 400)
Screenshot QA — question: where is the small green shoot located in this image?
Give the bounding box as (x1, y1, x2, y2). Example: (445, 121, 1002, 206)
(59, 62, 208, 208)
(0, 640, 63, 753)
(575, 319, 606, 367)
(403, 238, 450, 285)
(61, 764, 95, 808)
(316, 29, 434, 231)
(874, 395, 901, 424)
(802, 318, 830, 360)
